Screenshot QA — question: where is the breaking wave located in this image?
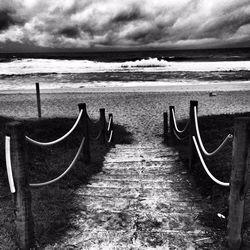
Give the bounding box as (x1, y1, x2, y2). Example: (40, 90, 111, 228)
(1, 57, 250, 75)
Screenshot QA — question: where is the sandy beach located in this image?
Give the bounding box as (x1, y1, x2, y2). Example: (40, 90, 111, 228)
(0, 88, 249, 249)
(0, 87, 249, 145)
(0, 87, 249, 127)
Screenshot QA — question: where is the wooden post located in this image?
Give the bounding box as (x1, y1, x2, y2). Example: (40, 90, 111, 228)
(169, 106, 175, 145)
(228, 117, 250, 250)
(163, 112, 168, 143)
(100, 108, 106, 144)
(6, 122, 35, 250)
(78, 103, 91, 163)
(36, 82, 41, 118)
(188, 100, 198, 171)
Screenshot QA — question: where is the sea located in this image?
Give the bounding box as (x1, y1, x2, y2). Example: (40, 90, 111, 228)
(0, 48, 250, 91)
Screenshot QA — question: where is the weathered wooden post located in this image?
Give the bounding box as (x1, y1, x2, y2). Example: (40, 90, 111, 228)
(100, 108, 106, 144)
(78, 103, 91, 163)
(228, 117, 250, 250)
(188, 100, 198, 171)
(169, 106, 175, 145)
(36, 82, 41, 118)
(163, 112, 168, 143)
(6, 121, 35, 250)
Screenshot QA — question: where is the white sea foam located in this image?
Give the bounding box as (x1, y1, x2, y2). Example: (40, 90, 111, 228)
(1, 58, 250, 75)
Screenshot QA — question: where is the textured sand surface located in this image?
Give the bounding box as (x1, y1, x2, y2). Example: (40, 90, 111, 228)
(0, 90, 249, 249)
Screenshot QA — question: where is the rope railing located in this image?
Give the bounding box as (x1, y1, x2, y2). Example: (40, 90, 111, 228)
(29, 137, 85, 187)
(166, 101, 232, 187)
(107, 130, 114, 143)
(172, 109, 190, 134)
(193, 136, 230, 187)
(173, 130, 189, 141)
(194, 106, 233, 157)
(168, 103, 250, 247)
(4, 103, 115, 249)
(89, 129, 103, 141)
(107, 116, 112, 132)
(5, 136, 16, 193)
(105, 115, 114, 143)
(25, 109, 83, 146)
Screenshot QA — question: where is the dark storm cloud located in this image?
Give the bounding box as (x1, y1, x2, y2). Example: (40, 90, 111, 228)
(0, 0, 250, 49)
(0, 3, 24, 31)
(58, 27, 80, 38)
(112, 7, 142, 23)
(0, 10, 15, 30)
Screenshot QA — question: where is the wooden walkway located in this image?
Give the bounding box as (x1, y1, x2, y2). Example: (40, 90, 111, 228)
(56, 139, 223, 249)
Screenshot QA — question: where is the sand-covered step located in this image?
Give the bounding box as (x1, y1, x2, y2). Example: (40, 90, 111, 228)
(82, 198, 202, 214)
(107, 149, 179, 159)
(90, 172, 190, 183)
(59, 227, 212, 250)
(90, 177, 175, 183)
(56, 132, 217, 248)
(86, 181, 192, 190)
(103, 160, 182, 170)
(104, 155, 179, 163)
(109, 147, 178, 154)
(76, 192, 204, 206)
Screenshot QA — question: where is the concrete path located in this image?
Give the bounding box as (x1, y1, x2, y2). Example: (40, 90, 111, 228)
(56, 139, 222, 249)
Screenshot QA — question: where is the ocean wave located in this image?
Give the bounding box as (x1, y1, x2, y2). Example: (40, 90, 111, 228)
(1, 70, 250, 83)
(1, 57, 250, 75)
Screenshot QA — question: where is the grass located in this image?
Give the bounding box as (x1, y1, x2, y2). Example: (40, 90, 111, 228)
(169, 112, 250, 239)
(0, 115, 132, 249)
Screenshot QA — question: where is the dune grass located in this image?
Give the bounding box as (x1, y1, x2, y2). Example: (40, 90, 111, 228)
(0, 115, 132, 249)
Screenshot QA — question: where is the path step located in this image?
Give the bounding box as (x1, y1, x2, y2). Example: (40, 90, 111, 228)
(57, 141, 219, 249)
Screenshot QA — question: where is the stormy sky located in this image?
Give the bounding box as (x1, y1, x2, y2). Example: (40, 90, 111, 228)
(0, 0, 250, 52)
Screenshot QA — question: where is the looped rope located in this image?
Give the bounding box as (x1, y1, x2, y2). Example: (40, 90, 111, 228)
(106, 130, 113, 143)
(89, 129, 102, 141)
(172, 109, 190, 134)
(193, 136, 230, 187)
(173, 130, 189, 141)
(29, 137, 85, 187)
(107, 116, 112, 132)
(105, 116, 114, 143)
(5, 136, 16, 193)
(26, 110, 83, 146)
(194, 106, 233, 156)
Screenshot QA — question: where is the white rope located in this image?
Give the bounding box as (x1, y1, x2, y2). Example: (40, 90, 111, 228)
(26, 109, 83, 146)
(194, 106, 233, 156)
(5, 136, 16, 193)
(107, 130, 113, 143)
(193, 136, 230, 187)
(172, 109, 189, 134)
(29, 137, 85, 187)
(107, 116, 112, 132)
(173, 130, 188, 141)
(89, 129, 102, 141)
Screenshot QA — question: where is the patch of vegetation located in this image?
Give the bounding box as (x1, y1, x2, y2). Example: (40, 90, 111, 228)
(0, 115, 132, 249)
(169, 112, 250, 243)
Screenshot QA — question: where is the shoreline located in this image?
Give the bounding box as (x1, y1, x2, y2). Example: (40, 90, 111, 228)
(1, 81, 250, 94)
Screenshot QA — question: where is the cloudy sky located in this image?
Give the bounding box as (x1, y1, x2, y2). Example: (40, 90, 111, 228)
(0, 0, 250, 52)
